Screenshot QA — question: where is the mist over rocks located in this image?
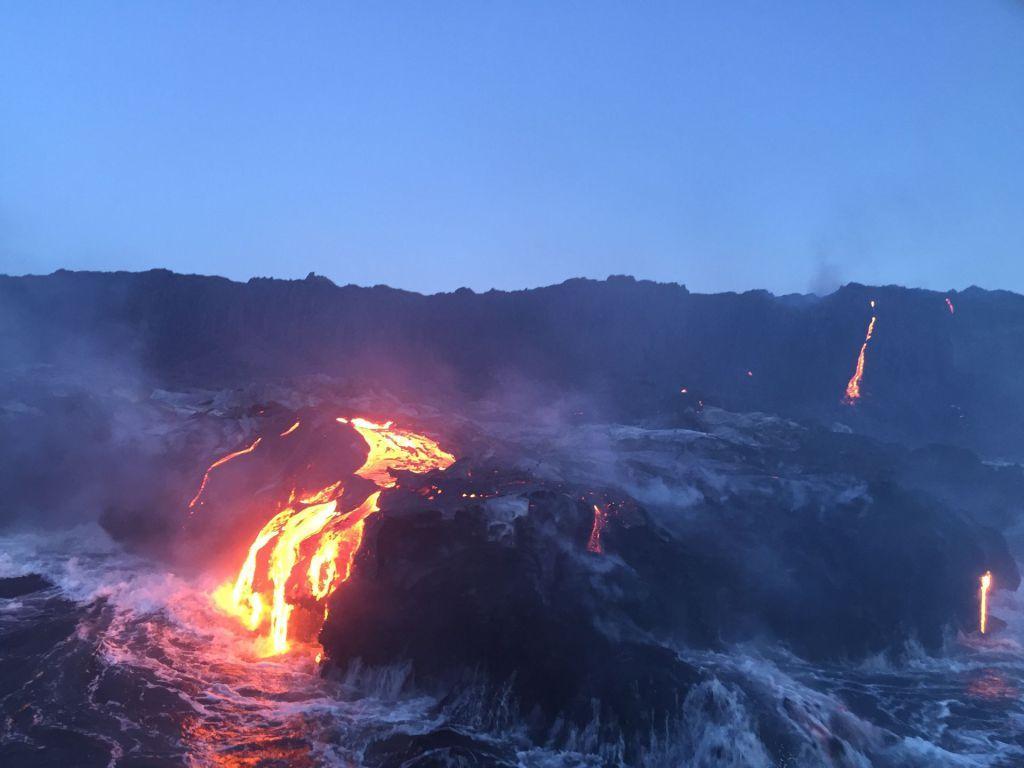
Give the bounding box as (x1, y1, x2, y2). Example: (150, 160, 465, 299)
(315, 410, 1018, 761)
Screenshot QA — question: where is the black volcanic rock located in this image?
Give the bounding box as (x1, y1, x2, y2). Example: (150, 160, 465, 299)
(363, 728, 518, 768)
(0, 574, 52, 598)
(668, 483, 1019, 659)
(321, 484, 701, 759)
(319, 452, 1017, 757)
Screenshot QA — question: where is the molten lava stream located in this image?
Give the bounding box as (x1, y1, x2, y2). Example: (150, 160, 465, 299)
(587, 504, 608, 554)
(308, 491, 381, 601)
(213, 418, 455, 656)
(844, 306, 877, 404)
(214, 489, 372, 658)
(980, 571, 992, 634)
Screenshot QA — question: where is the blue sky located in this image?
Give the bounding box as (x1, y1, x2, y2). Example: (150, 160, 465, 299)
(2, 1, 1022, 294)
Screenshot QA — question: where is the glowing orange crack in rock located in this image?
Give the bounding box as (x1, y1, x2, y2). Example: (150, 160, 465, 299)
(188, 437, 263, 511)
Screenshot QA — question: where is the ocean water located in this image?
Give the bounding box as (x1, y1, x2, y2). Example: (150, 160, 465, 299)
(1, 526, 1021, 768)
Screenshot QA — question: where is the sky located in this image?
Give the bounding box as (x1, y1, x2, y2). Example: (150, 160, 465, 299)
(1, 1, 1022, 295)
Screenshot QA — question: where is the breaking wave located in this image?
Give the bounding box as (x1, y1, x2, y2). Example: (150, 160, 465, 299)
(1, 526, 1022, 767)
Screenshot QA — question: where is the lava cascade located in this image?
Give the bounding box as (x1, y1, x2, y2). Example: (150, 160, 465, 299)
(844, 301, 877, 404)
(212, 417, 455, 656)
(980, 570, 992, 634)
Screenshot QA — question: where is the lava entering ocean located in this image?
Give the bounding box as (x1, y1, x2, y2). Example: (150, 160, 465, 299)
(210, 417, 455, 656)
(844, 300, 877, 404)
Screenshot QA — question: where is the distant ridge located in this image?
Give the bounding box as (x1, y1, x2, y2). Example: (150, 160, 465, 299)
(3, 269, 1024, 458)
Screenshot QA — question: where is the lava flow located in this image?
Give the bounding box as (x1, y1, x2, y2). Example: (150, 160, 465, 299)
(340, 416, 456, 487)
(946, 297, 955, 315)
(587, 504, 608, 554)
(188, 437, 263, 511)
(980, 570, 992, 634)
(212, 417, 455, 656)
(844, 301, 877, 404)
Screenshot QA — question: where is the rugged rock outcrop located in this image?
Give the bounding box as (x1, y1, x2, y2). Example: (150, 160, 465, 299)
(4, 270, 1024, 457)
(319, 430, 1018, 758)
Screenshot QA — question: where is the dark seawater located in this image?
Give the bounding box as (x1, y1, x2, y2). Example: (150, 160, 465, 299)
(1, 527, 1022, 768)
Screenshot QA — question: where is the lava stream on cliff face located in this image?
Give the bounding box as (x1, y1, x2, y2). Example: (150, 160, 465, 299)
(980, 570, 992, 634)
(587, 504, 608, 554)
(211, 417, 455, 656)
(844, 300, 877, 404)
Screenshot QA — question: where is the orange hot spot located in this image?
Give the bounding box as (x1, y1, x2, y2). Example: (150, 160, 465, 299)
(946, 297, 955, 315)
(299, 481, 343, 506)
(189, 437, 263, 511)
(587, 504, 608, 554)
(347, 417, 456, 488)
(844, 315, 876, 404)
(980, 571, 992, 634)
(280, 420, 301, 437)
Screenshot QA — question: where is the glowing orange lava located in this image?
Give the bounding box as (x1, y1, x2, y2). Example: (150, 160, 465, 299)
(213, 418, 455, 656)
(587, 504, 608, 554)
(980, 570, 992, 634)
(188, 437, 263, 511)
(341, 416, 456, 488)
(844, 307, 877, 404)
(279, 420, 301, 437)
(308, 491, 380, 601)
(946, 297, 955, 315)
